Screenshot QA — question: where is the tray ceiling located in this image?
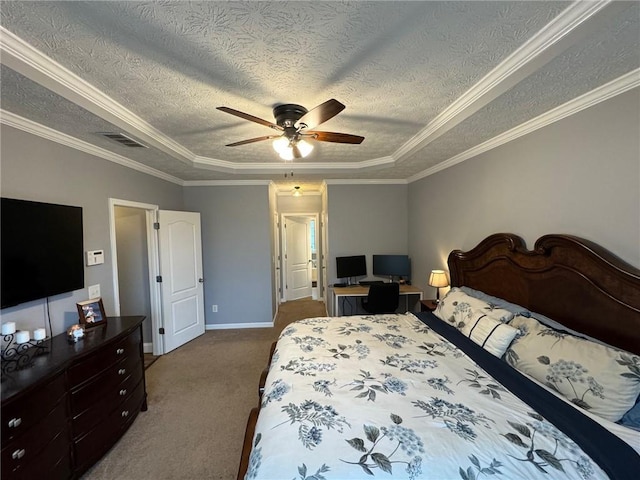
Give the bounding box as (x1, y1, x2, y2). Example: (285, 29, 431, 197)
(1, 1, 638, 192)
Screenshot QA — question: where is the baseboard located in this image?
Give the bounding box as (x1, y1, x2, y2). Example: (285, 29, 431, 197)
(206, 322, 274, 330)
(143, 342, 153, 354)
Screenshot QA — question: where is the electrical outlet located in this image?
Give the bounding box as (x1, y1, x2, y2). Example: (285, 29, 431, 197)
(88, 284, 101, 299)
(212, 305, 218, 313)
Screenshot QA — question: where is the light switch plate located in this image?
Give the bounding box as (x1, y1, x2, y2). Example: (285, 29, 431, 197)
(86, 250, 105, 266)
(88, 284, 101, 299)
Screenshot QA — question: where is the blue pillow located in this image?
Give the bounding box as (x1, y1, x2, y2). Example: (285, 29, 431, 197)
(618, 399, 640, 431)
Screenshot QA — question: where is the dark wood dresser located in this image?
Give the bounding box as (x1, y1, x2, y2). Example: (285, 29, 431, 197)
(1, 316, 147, 479)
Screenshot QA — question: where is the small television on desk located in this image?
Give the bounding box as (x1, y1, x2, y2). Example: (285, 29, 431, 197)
(373, 254, 411, 282)
(336, 255, 366, 286)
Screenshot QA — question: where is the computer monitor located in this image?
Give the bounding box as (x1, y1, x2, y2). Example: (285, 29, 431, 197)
(336, 255, 367, 284)
(372, 254, 411, 281)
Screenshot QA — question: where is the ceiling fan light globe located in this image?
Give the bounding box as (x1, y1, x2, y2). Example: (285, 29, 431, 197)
(297, 139, 314, 158)
(279, 149, 294, 161)
(272, 136, 290, 155)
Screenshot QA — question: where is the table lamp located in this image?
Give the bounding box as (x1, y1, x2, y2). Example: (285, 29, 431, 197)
(429, 270, 449, 303)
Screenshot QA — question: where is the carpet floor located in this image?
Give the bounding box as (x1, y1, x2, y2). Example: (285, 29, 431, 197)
(143, 353, 159, 370)
(81, 297, 327, 480)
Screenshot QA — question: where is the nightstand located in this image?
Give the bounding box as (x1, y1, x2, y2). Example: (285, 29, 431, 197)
(420, 300, 438, 312)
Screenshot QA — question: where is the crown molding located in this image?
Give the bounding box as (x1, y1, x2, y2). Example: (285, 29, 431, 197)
(192, 155, 395, 174)
(408, 68, 640, 184)
(324, 179, 408, 186)
(275, 189, 322, 197)
(0, 110, 184, 185)
(0, 26, 196, 167)
(395, 0, 611, 161)
(183, 179, 272, 187)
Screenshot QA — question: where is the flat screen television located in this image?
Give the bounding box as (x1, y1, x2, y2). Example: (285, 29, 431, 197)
(373, 254, 411, 280)
(336, 255, 366, 283)
(1, 198, 84, 309)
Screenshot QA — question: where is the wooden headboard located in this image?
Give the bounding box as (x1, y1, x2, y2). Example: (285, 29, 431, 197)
(448, 233, 640, 355)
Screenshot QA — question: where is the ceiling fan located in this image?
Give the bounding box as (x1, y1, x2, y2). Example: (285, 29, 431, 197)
(216, 99, 364, 160)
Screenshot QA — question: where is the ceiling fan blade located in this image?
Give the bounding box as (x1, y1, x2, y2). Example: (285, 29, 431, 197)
(225, 135, 280, 147)
(292, 144, 303, 159)
(306, 131, 365, 144)
(217, 107, 283, 131)
(296, 99, 345, 130)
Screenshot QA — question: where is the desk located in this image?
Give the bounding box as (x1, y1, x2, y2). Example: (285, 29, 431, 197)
(331, 284, 423, 316)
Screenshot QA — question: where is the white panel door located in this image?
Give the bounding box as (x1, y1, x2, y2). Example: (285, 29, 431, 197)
(285, 217, 311, 301)
(158, 210, 205, 353)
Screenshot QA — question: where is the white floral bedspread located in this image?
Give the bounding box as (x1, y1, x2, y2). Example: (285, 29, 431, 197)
(245, 313, 609, 479)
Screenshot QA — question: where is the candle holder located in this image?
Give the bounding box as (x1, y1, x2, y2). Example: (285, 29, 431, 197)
(1, 333, 49, 374)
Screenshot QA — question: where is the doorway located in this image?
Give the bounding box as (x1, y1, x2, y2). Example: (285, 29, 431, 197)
(280, 213, 319, 302)
(109, 200, 206, 356)
(110, 199, 160, 355)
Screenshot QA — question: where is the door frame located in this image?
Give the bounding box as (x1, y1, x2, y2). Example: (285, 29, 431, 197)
(280, 212, 319, 302)
(321, 211, 329, 306)
(273, 211, 282, 308)
(108, 198, 163, 355)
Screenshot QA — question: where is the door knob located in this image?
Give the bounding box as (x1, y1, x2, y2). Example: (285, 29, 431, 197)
(198, 278, 204, 283)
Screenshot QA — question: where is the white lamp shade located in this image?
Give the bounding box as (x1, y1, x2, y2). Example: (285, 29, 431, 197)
(272, 136, 290, 154)
(279, 148, 294, 161)
(429, 270, 449, 288)
(273, 137, 313, 160)
(296, 139, 314, 157)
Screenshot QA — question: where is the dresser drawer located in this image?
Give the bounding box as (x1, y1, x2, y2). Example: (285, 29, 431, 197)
(73, 379, 145, 474)
(70, 351, 143, 416)
(71, 360, 143, 435)
(67, 328, 141, 387)
(1, 374, 66, 442)
(15, 450, 73, 480)
(1, 416, 70, 479)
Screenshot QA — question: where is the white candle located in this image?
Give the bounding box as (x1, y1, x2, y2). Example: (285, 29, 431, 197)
(15, 330, 30, 344)
(33, 328, 46, 341)
(2, 322, 16, 335)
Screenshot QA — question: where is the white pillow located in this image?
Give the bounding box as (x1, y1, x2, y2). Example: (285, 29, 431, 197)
(459, 309, 518, 357)
(507, 315, 640, 422)
(434, 287, 514, 327)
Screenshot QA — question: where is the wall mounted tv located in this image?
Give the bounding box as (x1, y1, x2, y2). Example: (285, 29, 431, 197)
(1, 198, 84, 309)
(373, 254, 411, 281)
(336, 255, 366, 283)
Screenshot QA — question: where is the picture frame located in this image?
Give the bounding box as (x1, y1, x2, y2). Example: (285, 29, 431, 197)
(77, 298, 107, 327)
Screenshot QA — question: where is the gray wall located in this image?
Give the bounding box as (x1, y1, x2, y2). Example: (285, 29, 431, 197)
(183, 185, 273, 326)
(326, 183, 409, 284)
(408, 87, 640, 301)
(0, 125, 183, 336)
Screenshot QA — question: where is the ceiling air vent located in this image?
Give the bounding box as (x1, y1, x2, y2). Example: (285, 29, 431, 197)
(98, 132, 148, 148)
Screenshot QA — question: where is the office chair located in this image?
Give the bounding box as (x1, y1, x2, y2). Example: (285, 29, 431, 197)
(361, 282, 400, 314)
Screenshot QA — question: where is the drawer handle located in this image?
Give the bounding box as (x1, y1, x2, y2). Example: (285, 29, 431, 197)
(118, 368, 126, 375)
(119, 389, 127, 396)
(116, 348, 125, 355)
(12, 449, 26, 460)
(8, 417, 22, 428)
(121, 410, 129, 418)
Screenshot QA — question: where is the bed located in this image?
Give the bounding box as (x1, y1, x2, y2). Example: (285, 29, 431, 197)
(238, 233, 640, 479)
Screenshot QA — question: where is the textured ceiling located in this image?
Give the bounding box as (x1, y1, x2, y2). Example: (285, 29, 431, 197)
(0, 1, 638, 193)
